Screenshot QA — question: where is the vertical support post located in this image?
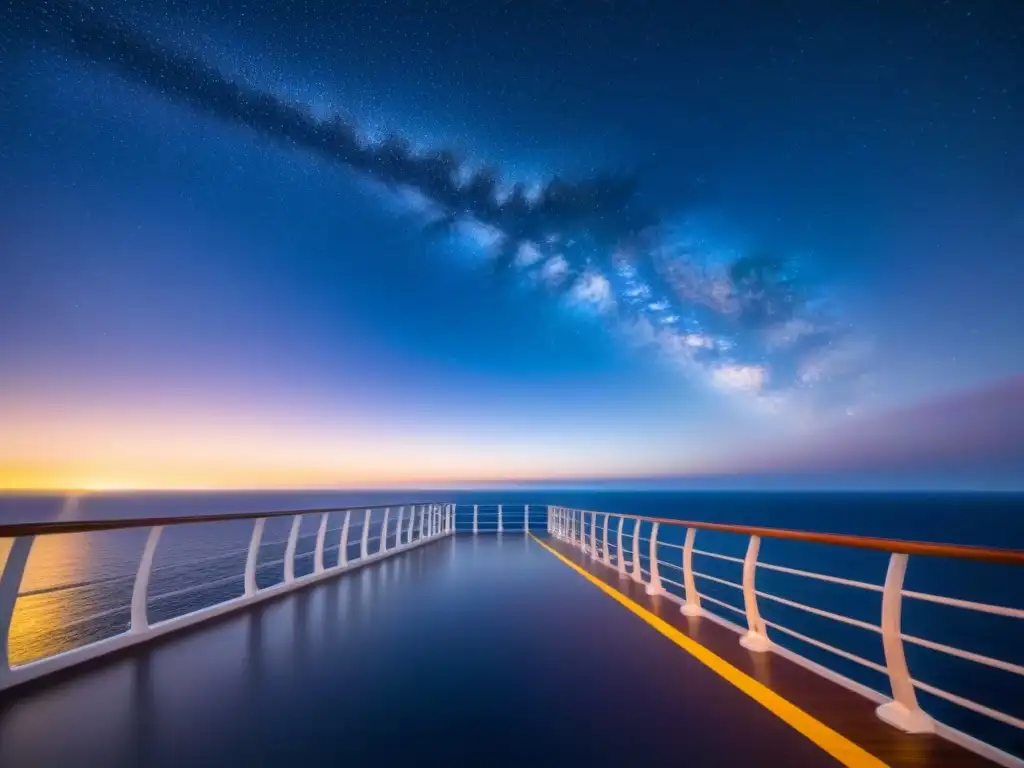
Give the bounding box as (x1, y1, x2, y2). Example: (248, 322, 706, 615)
(739, 536, 770, 652)
(131, 526, 163, 632)
(314, 512, 329, 574)
(602, 513, 610, 565)
(396, 507, 405, 548)
(406, 506, 415, 545)
(339, 510, 351, 567)
(524, 504, 530, 535)
(448, 504, 454, 535)
(380, 508, 390, 554)
(630, 518, 642, 582)
(645, 522, 663, 595)
(876, 554, 934, 732)
(616, 517, 626, 575)
(418, 505, 425, 540)
(360, 509, 371, 560)
(0, 536, 35, 677)
(681, 527, 701, 616)
(589, 512, 599, 561)
(497, 504, 504, 533)
(245, 518, 265, 596)
(573, 510, 580, 548)
(473, 504, 479, 535)
(283, 515, 302, 583)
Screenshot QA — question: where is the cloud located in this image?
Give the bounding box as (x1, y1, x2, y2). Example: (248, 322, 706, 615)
(711, 364, 768, 393)
(540, 255, 570, 286)
(569, 271, 615, 314)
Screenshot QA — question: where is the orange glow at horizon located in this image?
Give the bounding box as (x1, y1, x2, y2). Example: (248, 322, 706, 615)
(0, 412, 705, 492)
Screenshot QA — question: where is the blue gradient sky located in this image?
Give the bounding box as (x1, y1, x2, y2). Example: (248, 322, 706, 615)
(1, 1, 1021, 489)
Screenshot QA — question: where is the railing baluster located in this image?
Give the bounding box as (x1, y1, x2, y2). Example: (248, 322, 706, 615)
(245, 518, 265, 596)
(314, 512, 329, 574)
(739, 535, 770, 652)
(406, 506, 415, 544)
(876, 553, 934, 733)
(631, 518, 642, 582)
(0, 535, 35, 678)
(360, 509, 371, 558)
(472, 504, 479, 535)
(646, 522, 663, 595)
(339, 510, 351, 567)
(681, 527, 701, 616)
(418, 505, 425, 540)
(497, 504, 504, 533)
(590, 512, 599, 561)
(524, 504, 530, 535)
(131, 526, 163, 633)
(380, 508, 390, 554)
(616, 516, 626, 575)
(602, 513, 610, 565)
(284, 515, 302, 583)
(396, 507, 404, 547)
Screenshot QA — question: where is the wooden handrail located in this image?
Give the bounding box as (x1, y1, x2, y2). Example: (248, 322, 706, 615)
(0, 502, 452, 538)
(556, 509, 1024, 566)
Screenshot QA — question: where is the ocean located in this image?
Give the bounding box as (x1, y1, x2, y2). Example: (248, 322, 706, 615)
(1, 489, 1022, 757)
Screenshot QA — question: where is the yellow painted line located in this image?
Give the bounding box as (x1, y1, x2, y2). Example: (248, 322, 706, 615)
(530, 534, 888, 768)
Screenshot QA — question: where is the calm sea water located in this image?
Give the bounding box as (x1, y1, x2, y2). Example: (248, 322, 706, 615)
(1, 490, 1022, 756)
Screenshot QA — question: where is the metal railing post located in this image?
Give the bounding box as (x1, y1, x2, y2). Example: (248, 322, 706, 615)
(590, 512, 599, 561)
(314, 512, 329, 573)
(630, 518, 642, 582)
(360, 509, 371, 559)
(646, 522, 663, 595)
(497, 504, 504, 533)
(876, 554, 934, 733)
(284, 515, 302, 583)
(602, 513, 610, 565)
(418, 505, 425, 540)
(524, 504, 530, 535)
(472, 504, 479, 535)
(396, 507, 404, 547)
(131, 526, 163, 632)
(0, 535, 34, 678)
(339, 510, 351, 566)
(739, 535, 770, 652)
(616, 517, 626, 575)
(245, 518, 265, 595)
(406, 506, 415, 545)
(681, 527, 701, 616)
(380, 508, 390, 554)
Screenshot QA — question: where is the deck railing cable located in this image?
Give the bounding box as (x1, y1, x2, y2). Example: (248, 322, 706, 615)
(0, 503, 456, 691)
(544, 504, 1024, 766)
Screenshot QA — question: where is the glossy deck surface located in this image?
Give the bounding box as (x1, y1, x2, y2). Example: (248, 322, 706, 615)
(0, 535, 983, 766)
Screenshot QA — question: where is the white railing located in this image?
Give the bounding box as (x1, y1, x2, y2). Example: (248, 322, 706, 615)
(545, 505, 1024, 768)
(452, 504, 535, 535)
(0, 502, 455, 691)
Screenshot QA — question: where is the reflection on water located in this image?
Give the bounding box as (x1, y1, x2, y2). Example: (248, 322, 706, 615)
(4, 509, 398, 667)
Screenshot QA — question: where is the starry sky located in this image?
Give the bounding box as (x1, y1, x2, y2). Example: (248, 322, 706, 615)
(1, 0, 1021, 490)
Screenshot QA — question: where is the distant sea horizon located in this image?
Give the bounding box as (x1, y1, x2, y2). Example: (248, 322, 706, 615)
(2, 488, 1022, 548)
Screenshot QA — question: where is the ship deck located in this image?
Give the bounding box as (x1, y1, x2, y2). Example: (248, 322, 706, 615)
(0, 534, 1002, 766)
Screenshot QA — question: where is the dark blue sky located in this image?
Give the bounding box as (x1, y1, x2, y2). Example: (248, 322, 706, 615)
(1, 0, 1021, 489)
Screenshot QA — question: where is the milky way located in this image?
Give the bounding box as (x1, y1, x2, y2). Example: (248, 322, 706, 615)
(25, 0, 865, 414)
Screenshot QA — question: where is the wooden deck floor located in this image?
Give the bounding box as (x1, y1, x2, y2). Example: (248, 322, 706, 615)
(539, 535, 998, 767)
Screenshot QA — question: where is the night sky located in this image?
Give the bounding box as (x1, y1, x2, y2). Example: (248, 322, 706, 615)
(1, 0, 1022, 490)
